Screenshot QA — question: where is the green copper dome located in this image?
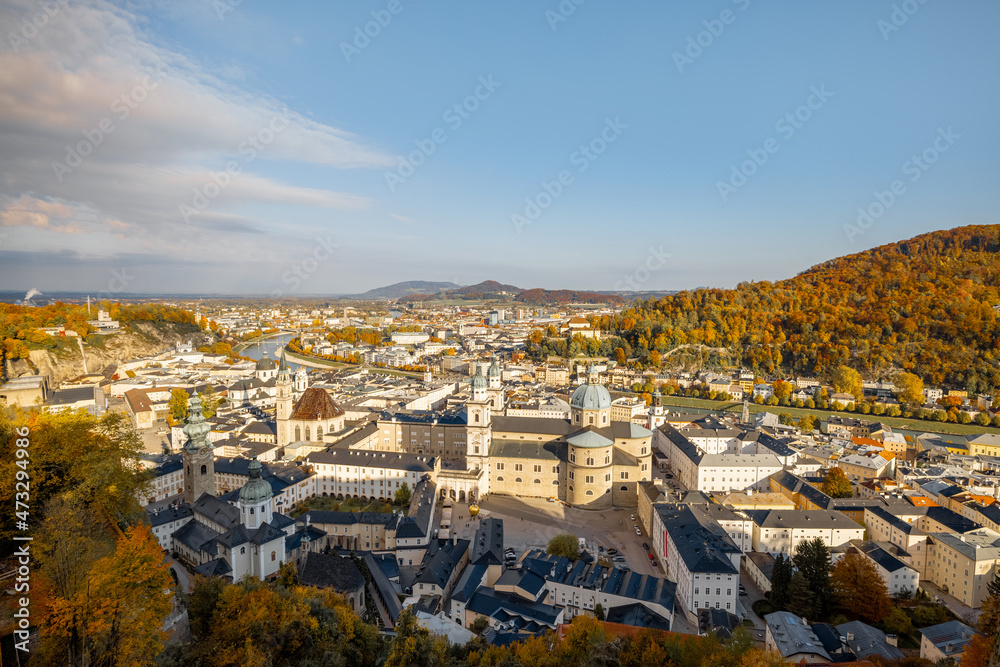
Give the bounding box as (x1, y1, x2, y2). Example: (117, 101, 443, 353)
(487, 355, 500, 378)
(238, 456, 273, 505)
(470, 363, 487, 390)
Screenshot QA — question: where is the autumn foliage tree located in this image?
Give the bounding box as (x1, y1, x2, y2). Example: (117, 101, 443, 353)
(607, 226, 1000, 391)
(822, 467, 854, 498)
(40, 525, 174, 666)
(831, 552, 892, 623)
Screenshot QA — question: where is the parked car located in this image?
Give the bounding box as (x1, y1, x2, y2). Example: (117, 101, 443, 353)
(642, 542, 649, 551)
(634, 526, 642, 536)
(651, 560, 658, 567)
(630, 514, 635, 521)
(608, 548, 619, 555)
(739, 585, 747, 596)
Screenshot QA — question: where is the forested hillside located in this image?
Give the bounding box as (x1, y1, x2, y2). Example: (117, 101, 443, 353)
(607, 225, 1000, 390)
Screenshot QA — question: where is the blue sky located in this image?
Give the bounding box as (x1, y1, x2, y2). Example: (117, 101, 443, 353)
(0, 0, 997, 295)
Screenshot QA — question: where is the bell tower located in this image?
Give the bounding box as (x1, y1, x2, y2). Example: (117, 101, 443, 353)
(465, 363, 491, 468)
(182, 394, 215, 504)
(276, 350, 293, 447)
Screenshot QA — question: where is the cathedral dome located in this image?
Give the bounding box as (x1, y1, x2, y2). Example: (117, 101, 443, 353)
(256, 351, 276, 372)
(238, 457, 273, 505)
(470, 363, 487, 390)
(570, 382, 612, 411)
(487, 356, 500, 378)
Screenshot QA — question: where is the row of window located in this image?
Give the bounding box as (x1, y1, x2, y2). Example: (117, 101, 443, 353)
(495, 477, 559, 485)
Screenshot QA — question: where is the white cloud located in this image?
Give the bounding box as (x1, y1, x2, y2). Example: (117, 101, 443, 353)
(0, 0, 391, 267)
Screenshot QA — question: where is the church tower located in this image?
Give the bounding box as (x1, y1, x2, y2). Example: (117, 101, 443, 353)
(182, 394, 215, 504)
(238, 456, 273, 530)
(276, 350, 294, 447)
(465, 363, 491, 470)
(294, 367, 308, 394)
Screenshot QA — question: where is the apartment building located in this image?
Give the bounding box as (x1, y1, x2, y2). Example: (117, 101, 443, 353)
(926, 530, 1000, 608)
(652, 504, 742, 615)
(748, 510, 864, 556)
(305, 449, 437, 500)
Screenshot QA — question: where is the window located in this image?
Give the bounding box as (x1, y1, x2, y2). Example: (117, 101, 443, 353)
(585, 475, 594, 484)
(201, 464, 207, 474)
(727, 589, 731, 596)
(317, 426, 323, 438)
(534, 465, 542, 473)
(605, 474, 611, 482)
(474, 414, 479, 423)
(241, 546, 245, 555)
(586, 490, 594, 496)
(271, 551, 276, 562)
(552, 466, 559, 473)
(589, 416, 594, 425)
(621, 472, 629, 480)
(605, 456, 610, 465)
(496, 463, 505, 470)
(695, 587, 699, 594)
(515, 464, 523, 472)
(515, 478, 522, 483)
(586, 458, 594, 466)
(620, 485, 627, 491)
(553, 480, 559, 484)
(641, 447, 646, 454)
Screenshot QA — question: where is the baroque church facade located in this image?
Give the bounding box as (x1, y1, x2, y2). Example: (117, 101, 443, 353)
(159, 394, 322, 582)
(365, 359, 652, 509)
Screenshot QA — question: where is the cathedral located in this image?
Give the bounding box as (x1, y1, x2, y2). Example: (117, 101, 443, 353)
(275, 351, 346, 447)
(228, 349, 309, 408)
(367, 361, 652, 509)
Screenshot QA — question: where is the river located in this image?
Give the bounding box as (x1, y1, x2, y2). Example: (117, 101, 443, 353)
(239, 332, 302, 370)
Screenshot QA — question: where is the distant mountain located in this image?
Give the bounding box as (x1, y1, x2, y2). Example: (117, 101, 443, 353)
(355, 281, 460, 300)
(448, 280, 522, 297)
(396, 280, 629, 305)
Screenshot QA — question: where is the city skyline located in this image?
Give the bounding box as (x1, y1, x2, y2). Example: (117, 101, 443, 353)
(1, 0, 998, 295)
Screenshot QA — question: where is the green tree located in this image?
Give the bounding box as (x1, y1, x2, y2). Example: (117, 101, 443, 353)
(830, 552, 891, 623)
(822, 467, 853, 498)
(469, 615, 489, 635)
(395, 482, 411, 507)
(547, 533, 581, 560)
(778, 412, 794, 426)
(594, 603, 605, 621)
(786, 571, 817, 619)
(168, 388, 190, 421)
(770, 553, 793, 609)
(831, 365, 863, 401)
(883, 606, 913, 636)
(794, 538, 832, 617)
